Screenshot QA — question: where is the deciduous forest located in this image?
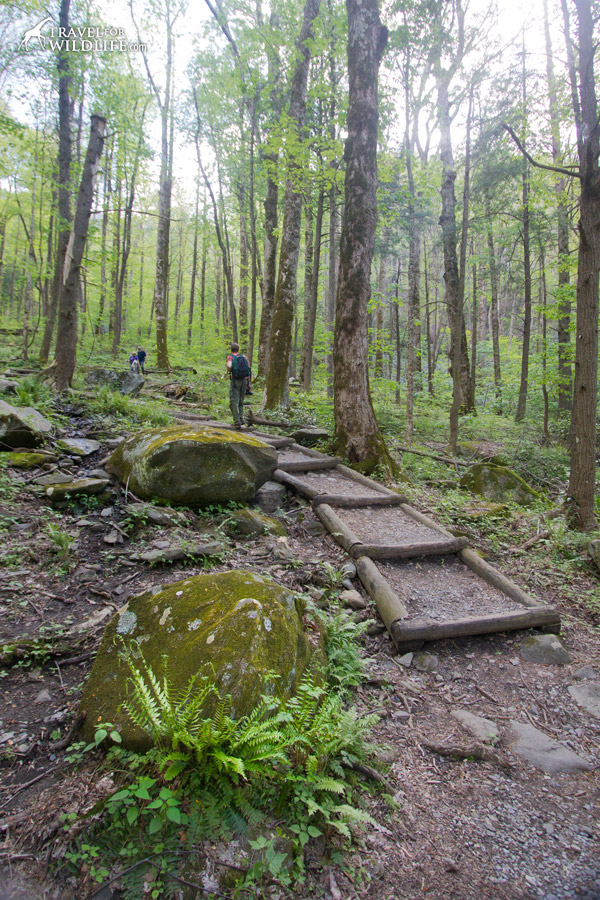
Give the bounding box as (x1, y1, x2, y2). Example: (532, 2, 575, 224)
(0, 0, 598, 898)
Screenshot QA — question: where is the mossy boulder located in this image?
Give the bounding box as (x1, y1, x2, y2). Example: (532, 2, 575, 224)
(84, 367, 145, 397)
(460, 462, 541, 506)
(78, 570, 324, 749)
(106, 425, 277, 506)
(0, 399, 53, 449)
(45, 477, 110, 502)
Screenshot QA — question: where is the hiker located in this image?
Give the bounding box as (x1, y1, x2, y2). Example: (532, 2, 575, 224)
(226, 342, 251, 428)
(136, 346, 147, 374)
(129, 352, 140, 374)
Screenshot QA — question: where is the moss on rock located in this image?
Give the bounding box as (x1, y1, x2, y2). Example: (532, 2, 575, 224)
(235, 507, 288, 538)
(460, 462, 541, 506)
(6, 451, 57, 469)
(106, 425, 277, 506)
(79, 570, 324, 750)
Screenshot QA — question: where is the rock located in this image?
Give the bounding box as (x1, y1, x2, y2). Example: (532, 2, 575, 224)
(568, 682, 600, 720)
(520, 634, 572, 666)
(0, 399, 53, 449)
(34, 472, 74, 486)
(340, 589, 367, 610)
(6, 451, 57, 469)
(58, 438, 101, 456)
(452, 709, 499, 745)
(460, 462, 541, 506)
(253, 481, 286, 513)
(45, 477, 109, 502)
(34, 689, 52, 704)
(235, 507, 287, 538)
(506, 721, 592, 774)
(397, 652, 413, 668)
(133, 542, 223, 564)
(366, 622, 386, 636)
(106, 425, 277, 506)
(291, 427, 329, 447)
(84, 367, 145, 397)
(89, 468, 110, 480)
(0, 378, 18, 394)
(122, 502, 183, 527)
(304, 519, 326, 537)
(588, 540, 600, 573)
(414, 652, 438, 672)
(340, 560, 357, 579)
(78, 570, 324, 749)
(457, 501, 507, 519)
(573, 666, 596, 681)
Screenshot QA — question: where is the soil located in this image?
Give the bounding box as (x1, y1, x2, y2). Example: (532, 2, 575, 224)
(292, 470, 387, 499)
(339, 505, 450, 546)
(0, 401, 599, 900)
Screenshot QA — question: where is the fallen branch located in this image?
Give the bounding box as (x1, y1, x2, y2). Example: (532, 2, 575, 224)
(511, 530, 550, 553)
(395, 444, 469, 467)
(49, 711, 86, 751)
(245, 409, 289, 428)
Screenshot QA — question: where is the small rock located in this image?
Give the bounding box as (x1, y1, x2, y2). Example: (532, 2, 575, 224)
(304, 519, 326, 537)
(451, 709, 499, 745)
(291, 426, 329, 447)
(45, 477, 109, 503)
(58, 437, 101, 456)
(414, 652, 438, 672)
(34, 688, 52, 704)
(520, 634, 572, 666)
(397, 652, 413, 668)
(506, 721, 592, 774)
(573, 665, 596, 681)
(89, 468, 110, 479)
(340, 589, 367, 610)
(568, 682, 600, 721)
(236, 507, 287, 538)
(100, 507, 114, 518)
(253, 481, 286, 514)
(340, 560, 357, 579)
(103, 530, 122, 545)
(33, 472, 73, 486)
(366, 622, 386, 636)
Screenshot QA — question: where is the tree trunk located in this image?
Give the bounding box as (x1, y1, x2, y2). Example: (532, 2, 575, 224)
(53, 115, 106, 391)
(187, 179, 200, 346)
(515, 46, 532, 422)
(544, 0, 572, 411)
(485, 198, 502, 412)
(564, 0, 599, 531)
(301, 190, 324, 388)
(264, 0, 322, 409)
(333, 0, 392, 474)
(40, 0, 72, 365)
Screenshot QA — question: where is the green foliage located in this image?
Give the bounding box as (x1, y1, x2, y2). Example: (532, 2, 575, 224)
(90, 386, 172, 426)
(45, 522, 74, 561)
(324, 612, 369, 694)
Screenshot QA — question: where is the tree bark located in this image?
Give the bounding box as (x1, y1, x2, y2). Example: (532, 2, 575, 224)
(332, 0, 393, 474)
(300, 190, 324, 388)
(40, 0, 71, 365)
(564, 0, 599, 531)
(515, 44, 532, 422)
(53, 115, 106, 391)
(264, 0, 322, 409)
(485, 197, 502, 412)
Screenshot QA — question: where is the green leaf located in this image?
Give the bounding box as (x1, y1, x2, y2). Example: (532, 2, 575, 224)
(148, 816, 162, 835)
(110, 789, 131, 802)
(134, 788, 151, 800)
(110, 731, 122, 743)
(166, 806, 181, 824)
(307, 825, 322, 837)
(126, 806, 139, 826)
(94, 728, 107, 745)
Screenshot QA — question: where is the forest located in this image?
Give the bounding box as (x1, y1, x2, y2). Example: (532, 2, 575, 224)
(0, 0, 599, 897)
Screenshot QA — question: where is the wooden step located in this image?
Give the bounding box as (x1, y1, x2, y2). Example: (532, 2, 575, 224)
(349, 536, 469, 559)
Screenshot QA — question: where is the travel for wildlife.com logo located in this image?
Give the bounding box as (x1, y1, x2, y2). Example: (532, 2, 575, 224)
(19, 17, 147, 52)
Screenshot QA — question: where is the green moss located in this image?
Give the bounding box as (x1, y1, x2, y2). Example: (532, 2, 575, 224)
(106, 425, 277, 506)
(6, 451, 57, 469)
(79, 570, 324, 749)
(235, 507, 288, 537)
(460, 462, 541, 506)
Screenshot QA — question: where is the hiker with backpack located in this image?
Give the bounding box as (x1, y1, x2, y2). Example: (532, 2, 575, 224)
(226, 342, 251, 428)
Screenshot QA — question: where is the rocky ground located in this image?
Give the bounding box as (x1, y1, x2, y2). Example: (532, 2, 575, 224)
(0, 393, 598, 900)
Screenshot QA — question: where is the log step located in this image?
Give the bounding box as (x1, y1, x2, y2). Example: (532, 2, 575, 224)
(277, 457, 341, 473)
(349, 536, 469, 560)
(390, 606, 561, 648)
(312, 493, 407, 508)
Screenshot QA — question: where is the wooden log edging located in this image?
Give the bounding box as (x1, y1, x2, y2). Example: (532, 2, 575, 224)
(313, 493, 405, 508)
(273, 468, 320, 499)
(349, 536, 469, 560)
(390, 607, 561, 647)
(278, 457, 341, 473)
(354, 555, 410, 627)
(313, 504, 364, 555)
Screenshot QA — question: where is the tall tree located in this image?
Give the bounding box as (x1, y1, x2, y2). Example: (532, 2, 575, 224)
(53, 115, 106, 391)
(515, 42, 532, 422)
(333, 0, 393, 473)
(264, 0, 322, 408)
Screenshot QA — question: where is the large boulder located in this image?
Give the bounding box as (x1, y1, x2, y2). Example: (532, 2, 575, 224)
(78, 570, 323, 749)
(460, 462, 540, 506)
(84, 367, 145, 397)
(106, 425, 277, 505)
(0, 399, 53, 449)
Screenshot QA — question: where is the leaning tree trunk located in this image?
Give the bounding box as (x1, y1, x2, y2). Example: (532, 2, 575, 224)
(332, 0, 393, 474)
(264, 0, 322, 409)
(565, 0, 599, 531)
(53, 115, 106, 392)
